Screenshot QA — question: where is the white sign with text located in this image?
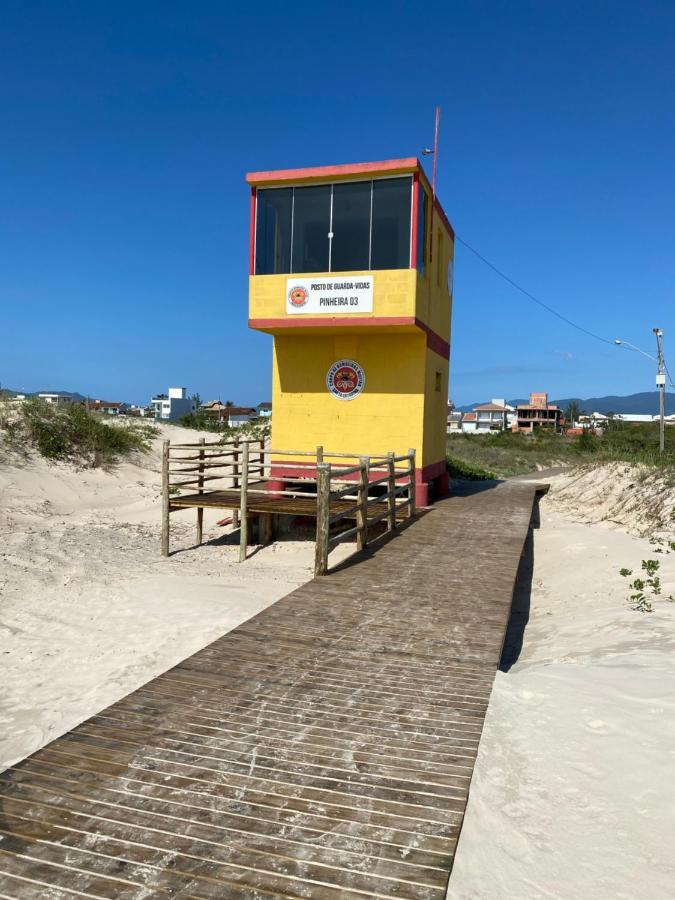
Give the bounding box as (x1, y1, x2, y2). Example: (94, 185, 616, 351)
(286, 276, 374, 315)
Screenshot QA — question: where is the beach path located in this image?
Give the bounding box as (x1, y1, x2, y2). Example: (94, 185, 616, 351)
(0, 479, 542, 899)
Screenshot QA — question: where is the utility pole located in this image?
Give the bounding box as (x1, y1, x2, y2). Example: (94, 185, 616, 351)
(653, 328, 665, 454)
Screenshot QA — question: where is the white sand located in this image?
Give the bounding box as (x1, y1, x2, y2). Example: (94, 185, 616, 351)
(0, 424, 348, 769)
(448, 471, 675, 899)
(3, 440, 675, 896)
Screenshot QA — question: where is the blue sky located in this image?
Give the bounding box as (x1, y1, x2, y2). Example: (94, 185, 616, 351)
(1, 1, 674, 405)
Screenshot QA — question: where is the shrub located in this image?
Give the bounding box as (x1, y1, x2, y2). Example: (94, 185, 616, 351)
(446, 454, 496, 481)
(0, 398, 157, 466)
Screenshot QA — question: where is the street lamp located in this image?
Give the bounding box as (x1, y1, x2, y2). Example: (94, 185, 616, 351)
(615, 331, 666, 453)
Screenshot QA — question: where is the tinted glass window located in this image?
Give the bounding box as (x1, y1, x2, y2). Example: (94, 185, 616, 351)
(292, 184, 331, 273)
(331, 181, 371, 271)
(371, 177, 412, 270)
(417, 184, 428, 274)
(255, 188, 292, 275)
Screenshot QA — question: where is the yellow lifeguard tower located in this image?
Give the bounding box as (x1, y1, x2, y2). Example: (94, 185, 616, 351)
(247, 157, 454, 506)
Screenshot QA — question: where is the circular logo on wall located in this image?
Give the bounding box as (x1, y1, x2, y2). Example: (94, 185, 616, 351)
(288, 285, 309, 308)
(326, 359, 366, 401)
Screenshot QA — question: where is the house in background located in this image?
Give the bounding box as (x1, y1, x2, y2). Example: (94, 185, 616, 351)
(474, 398, 513, 432)
(38, 392, 73, 406)
(200, 400, 231, 423)
(461, 412, 478, 432)
(87, 400, 123, 415)
(256, 402, 272, 418)
(151, 387, 197, 422)
(447, 411, 463, 432)
(513, 392, 562, 433)
(227, 407, 257, 427)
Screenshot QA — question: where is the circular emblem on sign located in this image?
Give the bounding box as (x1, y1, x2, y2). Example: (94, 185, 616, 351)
(327, 359, 365, 401)
(288, 285, 309, 308)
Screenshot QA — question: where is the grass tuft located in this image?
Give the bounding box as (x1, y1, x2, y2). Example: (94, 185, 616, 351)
(0, 398, 157, 467)
(447, 423, 675, 478)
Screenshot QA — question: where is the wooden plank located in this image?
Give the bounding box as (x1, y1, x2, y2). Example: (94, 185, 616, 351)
(160, 440, 170, 557)
(196, 437, 205, 545)
(314, 464, 330, 576)
(1, 480, 542, 898)
(239, 442, 249, 563)
(356, 457, 368, 551)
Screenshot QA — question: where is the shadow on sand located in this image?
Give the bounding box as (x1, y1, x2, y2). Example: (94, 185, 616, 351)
(499, 494, 541, 672)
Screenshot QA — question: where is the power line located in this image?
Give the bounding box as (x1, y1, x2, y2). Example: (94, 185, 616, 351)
(454, 232, 675, 388)
(455, 234, 615, 346)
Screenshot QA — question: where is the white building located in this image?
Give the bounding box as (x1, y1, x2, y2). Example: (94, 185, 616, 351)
(473, 398, 513, 432)
(461, 412, 478, 433)
(38, 392, 73, 406)
(256, 402, 272, 418)
(150, 387, 197, 422)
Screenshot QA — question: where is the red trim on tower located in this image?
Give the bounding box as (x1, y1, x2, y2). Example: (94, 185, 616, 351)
(249, 315, 416, 331)
(418, 460, 447, 483)
(248, 187, 257, 275)
(270, 463, 412, 484)
(248, 315, 450, 360)
(416, 320, 450, 359)
(268, 458, 448, 509)
(246, 157, 419, 185)
(410, 172, 419, 270)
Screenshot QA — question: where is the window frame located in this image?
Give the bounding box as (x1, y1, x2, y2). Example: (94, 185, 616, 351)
(253, 175, 414, 275)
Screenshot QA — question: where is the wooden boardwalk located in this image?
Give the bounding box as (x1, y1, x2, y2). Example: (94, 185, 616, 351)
(169, 488, 410, 522)
(0, 480, 543, 899)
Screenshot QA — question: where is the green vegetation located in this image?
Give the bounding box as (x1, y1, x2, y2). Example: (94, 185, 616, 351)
(178, 412, 271, 442)
(446, 456, 496, 481)
(178, 411, 229, 433)
(0, 397, 157, 466)
(620, 558, 674, 612)
(447, 421, 675, 479)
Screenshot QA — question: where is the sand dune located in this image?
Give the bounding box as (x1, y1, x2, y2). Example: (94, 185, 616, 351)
(448, 470, 675, 899)
(0, 424, 348, 769)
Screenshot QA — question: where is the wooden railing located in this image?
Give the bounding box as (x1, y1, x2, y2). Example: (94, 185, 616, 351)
(161, 440, 416, 573)
(313, 451, 416, 576)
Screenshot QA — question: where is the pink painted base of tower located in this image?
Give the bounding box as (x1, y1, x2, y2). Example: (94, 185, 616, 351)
(415, 460, 449, 508)
(266, 479, 286, 496)
(267, 460, 449, 510)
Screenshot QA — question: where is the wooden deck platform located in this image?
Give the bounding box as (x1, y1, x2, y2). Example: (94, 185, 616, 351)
(170, 488, 410, 521)
(0, 480, 544, 899)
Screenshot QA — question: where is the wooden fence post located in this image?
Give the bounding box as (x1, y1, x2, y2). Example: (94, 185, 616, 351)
(387, 451, 396, 531)
(314, 463, 330, 576)
(232, 437, 240, 529)
(408, 448, 417, 517)
(196, 437, 205, 545)
(161, 440, 170, 557)
(356, 456, 369, 550)
(239, 441, 249, 563)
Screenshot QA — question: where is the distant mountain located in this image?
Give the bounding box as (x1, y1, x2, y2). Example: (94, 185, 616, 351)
(1, 389, 89, 402)
(456, 391, 675, 415)
(33, 390, 88, 402)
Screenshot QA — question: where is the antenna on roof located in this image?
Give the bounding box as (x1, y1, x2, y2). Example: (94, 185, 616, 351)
(421, 105, 440, 261)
